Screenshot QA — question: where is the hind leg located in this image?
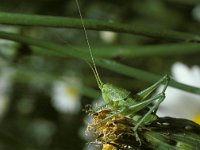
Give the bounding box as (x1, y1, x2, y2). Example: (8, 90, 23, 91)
(136, 75, 170, 101)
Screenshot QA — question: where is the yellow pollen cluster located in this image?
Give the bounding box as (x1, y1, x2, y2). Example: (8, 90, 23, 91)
(87, 109, 135, 150)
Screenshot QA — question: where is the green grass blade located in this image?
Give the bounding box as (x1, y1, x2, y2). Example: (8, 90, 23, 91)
(0, 12, 200, 41)
(72, 44, 200, 58)
(0, 31, 200, 95)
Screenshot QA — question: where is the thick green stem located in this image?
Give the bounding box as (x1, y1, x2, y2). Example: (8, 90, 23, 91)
(0, 12, 200, 42)
(97, 59, 200, 94)
(0, 31, 199, 95)
(71, 44, 200, 58)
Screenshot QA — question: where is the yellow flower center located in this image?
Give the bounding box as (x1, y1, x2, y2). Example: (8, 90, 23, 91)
(194, 114, 200, 125)
(102, 144, 117, 150)
(66, 87, 78, 97)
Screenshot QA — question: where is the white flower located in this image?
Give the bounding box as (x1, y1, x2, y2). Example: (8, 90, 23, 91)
(83, 144, 100, 150)
(157, 62, 200, 124)
(79, 97, 104, 150)
(79, 97, 104, 139)
(99, 31, 117, 44)
(0, 67, 15, 120)
(51, 76, 82, 114)
(27, 119, 56, 146)
(0, 25, 19, 59)
(192, 5, 200, 22)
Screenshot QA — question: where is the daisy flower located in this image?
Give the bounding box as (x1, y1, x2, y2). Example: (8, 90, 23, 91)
(0, 25, 19, 59)
(80, 98, 104, 150)
(192, 5, 200, 22)
(157, 62, 200, 124)
(26, 119, 56, 146)
(0, 67, 15, 120)
(51, 76, 82, 114)
(99, 31, 117, 44)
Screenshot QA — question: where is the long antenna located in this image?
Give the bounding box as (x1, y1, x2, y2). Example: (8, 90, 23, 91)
(75, 0, 103, 88)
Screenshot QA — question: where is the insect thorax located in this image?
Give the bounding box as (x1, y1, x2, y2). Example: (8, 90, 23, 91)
(101, 83, 131, 103)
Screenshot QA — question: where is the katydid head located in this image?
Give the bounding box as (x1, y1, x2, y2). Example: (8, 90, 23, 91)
(101, 83, 131, 103)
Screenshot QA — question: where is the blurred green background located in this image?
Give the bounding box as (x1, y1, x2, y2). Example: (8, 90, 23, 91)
(0, 0, 200, 150)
